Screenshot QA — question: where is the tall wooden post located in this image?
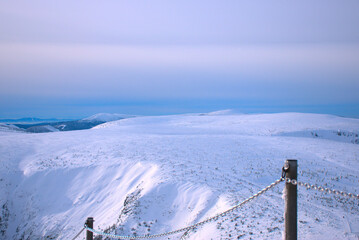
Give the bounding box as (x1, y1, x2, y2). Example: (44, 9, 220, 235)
(284, 159, 297, 240)
(86, 217, 94, 240)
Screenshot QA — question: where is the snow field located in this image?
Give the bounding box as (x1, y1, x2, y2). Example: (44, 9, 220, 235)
(0, 112, 358, 239)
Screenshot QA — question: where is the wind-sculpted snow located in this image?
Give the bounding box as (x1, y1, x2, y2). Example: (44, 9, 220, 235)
(0, 112, 358, 239)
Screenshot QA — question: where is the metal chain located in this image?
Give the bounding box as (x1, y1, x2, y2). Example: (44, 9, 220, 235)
(284, 178, 359, 200)
(71, 227, 85, 240)
(84, 178, 283, 239)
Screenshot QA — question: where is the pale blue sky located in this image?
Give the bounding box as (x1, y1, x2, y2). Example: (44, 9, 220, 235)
(1, 0, 359, 118)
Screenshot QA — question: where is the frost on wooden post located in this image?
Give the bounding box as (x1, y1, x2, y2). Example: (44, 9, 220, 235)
(282, 184, 287, 240)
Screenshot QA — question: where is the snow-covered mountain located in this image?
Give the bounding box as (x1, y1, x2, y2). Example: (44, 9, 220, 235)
(82, 113, 136, 122)
(0, 123, 24, 132)
(0, 112, 358, 240)
(25, 125, 59, 133)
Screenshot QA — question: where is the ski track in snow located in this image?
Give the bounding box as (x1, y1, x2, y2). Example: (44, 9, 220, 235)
(0, 112, 358, 240)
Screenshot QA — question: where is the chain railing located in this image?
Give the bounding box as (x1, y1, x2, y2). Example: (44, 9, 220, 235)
(284, 177, 359, 199)
(82, 178, 283, 239)
(73, 160, 359, 240)
(71, 227, 85, 240)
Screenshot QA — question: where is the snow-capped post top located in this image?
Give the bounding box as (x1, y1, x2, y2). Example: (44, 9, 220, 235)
(284, 160, 297, 240)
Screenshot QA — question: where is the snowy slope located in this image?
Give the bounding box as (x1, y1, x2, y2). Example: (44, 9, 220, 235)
(0, 112, 358, 240)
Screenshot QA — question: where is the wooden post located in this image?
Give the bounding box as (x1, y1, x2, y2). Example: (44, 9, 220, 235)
(86, 217, 94, 240)
(284, 159, 297, 240)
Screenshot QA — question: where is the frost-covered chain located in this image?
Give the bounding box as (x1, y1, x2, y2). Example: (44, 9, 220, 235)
(284, 178, 359, 199)
(84, 178, 283, 239)
(71, 227, 85, 240)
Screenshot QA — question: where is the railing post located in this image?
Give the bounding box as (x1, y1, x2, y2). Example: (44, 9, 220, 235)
(284, 159, 297, 240)
(86, 217, 94, 240)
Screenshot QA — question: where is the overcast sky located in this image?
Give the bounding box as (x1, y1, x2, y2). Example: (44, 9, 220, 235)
(1, 0, 359, 118)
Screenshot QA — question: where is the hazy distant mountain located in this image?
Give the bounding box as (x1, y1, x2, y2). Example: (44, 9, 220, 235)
(11, 113, 136, 133)
(0, 117, 71, 124)
(15, 120, 104, 132)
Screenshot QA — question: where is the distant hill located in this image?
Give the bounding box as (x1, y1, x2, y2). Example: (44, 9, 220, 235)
(25, 125, 59, 133)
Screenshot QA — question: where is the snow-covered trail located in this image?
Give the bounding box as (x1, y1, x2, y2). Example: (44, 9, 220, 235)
(0, 113, 358, 239)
